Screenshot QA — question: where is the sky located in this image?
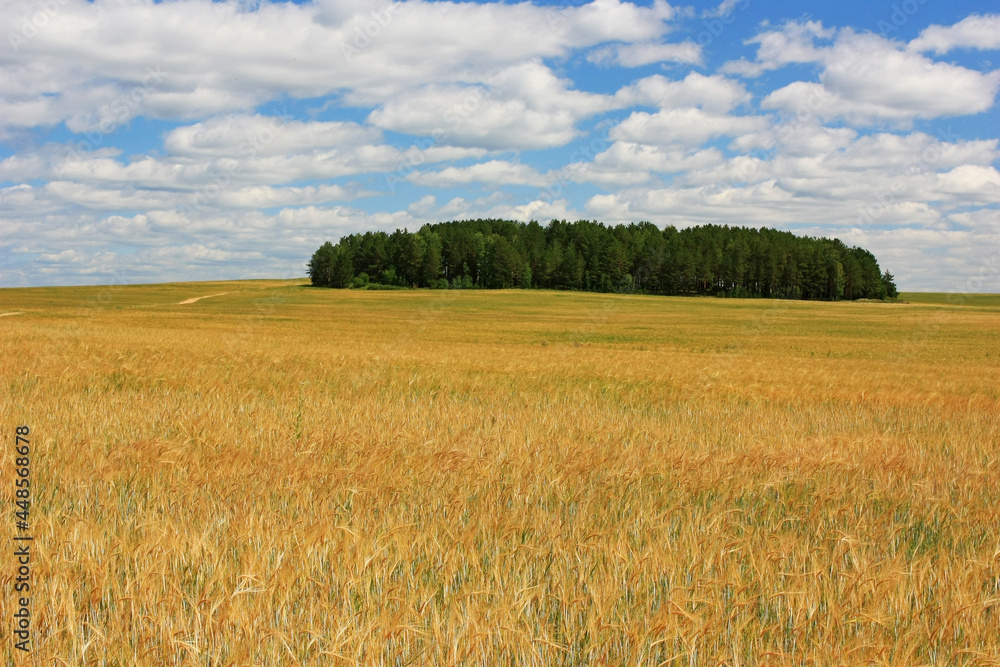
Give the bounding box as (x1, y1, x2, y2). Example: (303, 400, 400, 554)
(0, 0, 998, 291)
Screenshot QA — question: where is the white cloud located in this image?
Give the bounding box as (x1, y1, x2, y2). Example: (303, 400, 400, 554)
(576, 126, 1000, 241)
(750, 27, 1000, 125)
(819, 133, 999, 172)
(163, 115, 381, 157)
(12, 178, 365, 216)
(610, 107, 768, 147)
(818, 32, 1000, 122)
(731, 122, 857, 157)
(559, 143, 724, 185)
(0, 0, 677, 135)
(407, 160, 547, 187)
(720, 20, 833, 77)
(407, 194, 437, 216)
(935, 165, 1000, 199)
(949, 208, 1000, 231)
(909, 14, 1000, 54)
(588, 41, 702, 67)
(835, 226, 1000, 292)
(4, 131, 488, 199)
(582, 180, 876, 229)
(503, 198, 579, 223)
(615, 72, 750, 112)
(702, 0, 746, 19)
(368, 62, 615, 149)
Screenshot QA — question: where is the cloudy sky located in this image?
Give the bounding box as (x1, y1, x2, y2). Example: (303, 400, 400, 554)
(1, 0, 998, 290)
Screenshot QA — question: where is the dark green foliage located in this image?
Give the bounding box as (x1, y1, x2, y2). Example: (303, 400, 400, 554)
(882, 271, 899, 299)
(307, 241, 353, 288)
(308, 220, 898, 300)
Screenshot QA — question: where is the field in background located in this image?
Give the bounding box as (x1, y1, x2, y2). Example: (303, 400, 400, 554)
(900, 292, 1000, 308)
(2, 281, 999, 665)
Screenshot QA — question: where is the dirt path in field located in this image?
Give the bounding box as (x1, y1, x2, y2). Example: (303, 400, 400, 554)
(0, 311, 23, 317)
(178, 292, 229, 305)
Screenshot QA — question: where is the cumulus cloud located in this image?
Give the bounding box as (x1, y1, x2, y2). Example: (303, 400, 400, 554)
(368, 61, 616, 149)
(734, 23, 1000, 125)
(0, 0, 677, 135)
(836, 226, 1000, 292)
(163, 116, 382, 157)
(407, 160, 548, 187)
(578, 127, 1000, 241)
(816, 32, 1000, 123)
(3, 126, 487, 200)
(909, 14, 1000, 54)
(577, 122, 1000, 267)
(935, 165, 1000, 199)
(720, 20, 833, 77)
(560, 143, 724, 186)
(615, 72, 750, 112)
(588, 41, 702, 67)
(731, 122, 858, 157)
(610, 107, 768, 147)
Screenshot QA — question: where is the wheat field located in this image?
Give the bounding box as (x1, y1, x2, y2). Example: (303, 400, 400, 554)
(2, 280, 999, 665)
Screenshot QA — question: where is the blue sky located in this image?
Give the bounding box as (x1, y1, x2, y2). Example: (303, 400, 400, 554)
(1, 0, 998, 290)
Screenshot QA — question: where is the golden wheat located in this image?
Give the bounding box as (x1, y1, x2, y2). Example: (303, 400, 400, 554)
(1, 281, 998, 665)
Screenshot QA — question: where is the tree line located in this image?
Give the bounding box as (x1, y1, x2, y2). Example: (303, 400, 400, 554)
(308, 219, 898, 300)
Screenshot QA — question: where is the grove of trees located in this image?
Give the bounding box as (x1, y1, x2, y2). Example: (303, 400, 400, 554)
(308, 219, 898, 300)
